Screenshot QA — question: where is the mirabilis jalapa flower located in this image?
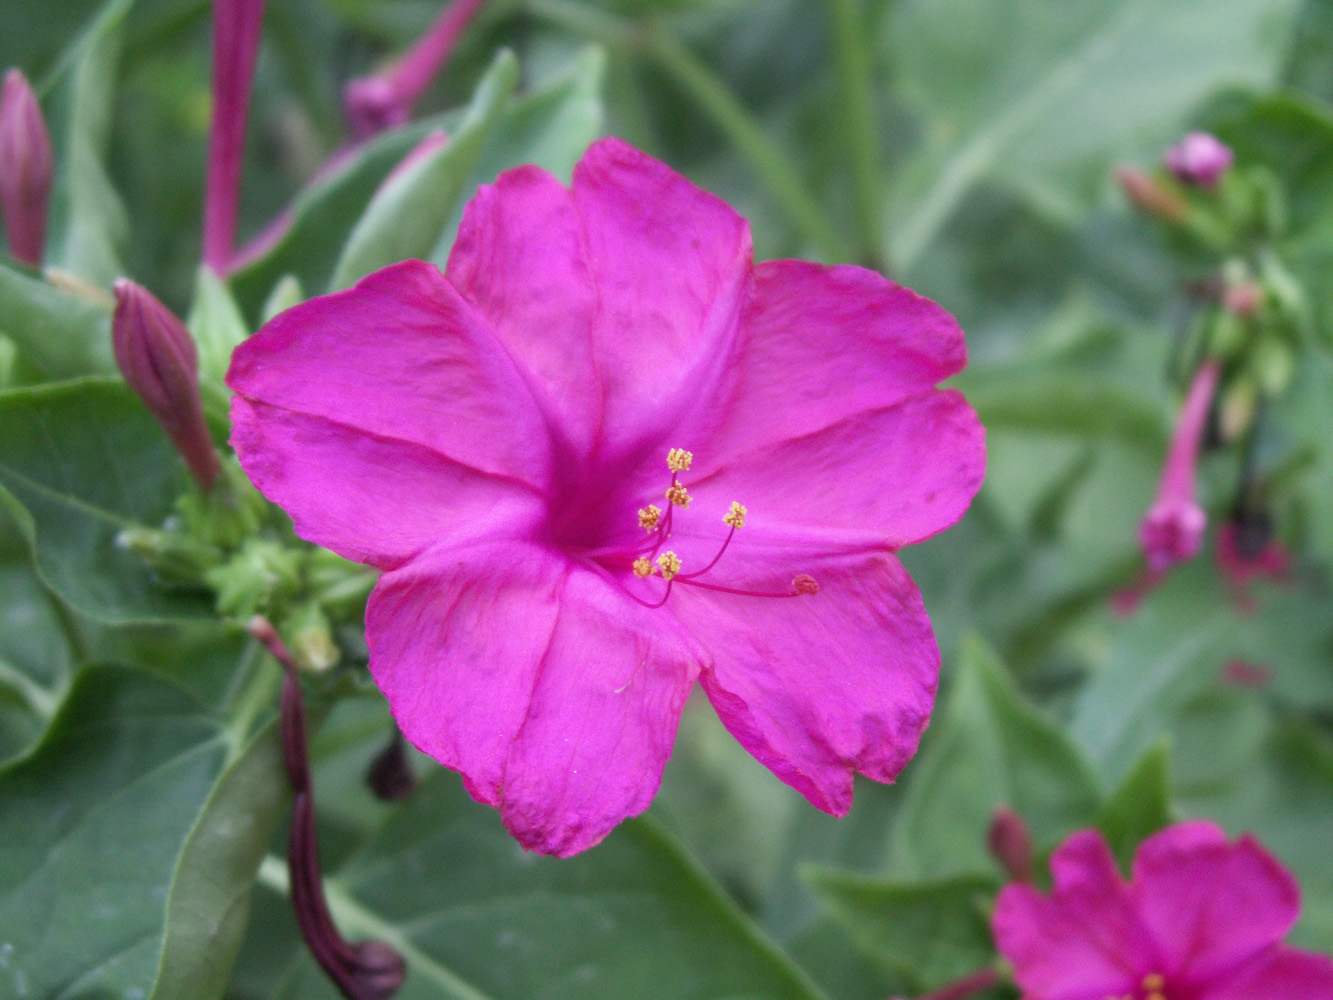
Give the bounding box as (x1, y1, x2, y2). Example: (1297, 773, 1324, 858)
(994, 821, 1333, 1000)
(228, 138, 986, 855)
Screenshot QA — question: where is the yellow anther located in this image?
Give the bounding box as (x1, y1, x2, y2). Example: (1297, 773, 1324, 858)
(723, 501, 747, 529)
(632, 557, 653, 578)
(793, 574, 819, 595)
(1143, 974, 1165, 991)
(665, 483, 691, 508)
(667, 448, 693, 473)
(657, 551, 682, 581)
(638, 505, 662, 532)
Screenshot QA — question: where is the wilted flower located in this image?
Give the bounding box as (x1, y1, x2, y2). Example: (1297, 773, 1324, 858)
(228, 138, 985, 855)
(113, 279, 221, 490)
(1138, 359, 1221, 574)
(1165, 131, 1234, 188)
(994, 822, 1333, 1000)
(0, 68, 54, 266)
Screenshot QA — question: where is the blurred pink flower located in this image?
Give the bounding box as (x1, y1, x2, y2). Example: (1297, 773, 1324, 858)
(1216, 519, 1290, 612)
(1139, 359, 1221, 574)
(0, 68, 54, 266)
(344, 0, 486, 139)
(1164, 131, 1234, 188)
(994, 822, 1333, 1000)
(228, 138, 985, 855)
(203, 0, 266, 273)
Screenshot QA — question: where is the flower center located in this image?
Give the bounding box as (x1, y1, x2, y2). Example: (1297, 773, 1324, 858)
(593, 447, 818, 610)
(1106, 973, 1169, 1000)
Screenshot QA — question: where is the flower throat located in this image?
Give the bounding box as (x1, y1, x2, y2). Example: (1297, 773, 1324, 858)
(598, 447, 818, 610)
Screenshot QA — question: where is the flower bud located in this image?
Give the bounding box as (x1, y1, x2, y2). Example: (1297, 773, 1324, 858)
(1115, 165, 1187, 222)
(113, 279, 221, 490)
(1164, 131, 1233, 188)
(0, 68, 54, 266)
(987, 806, 1034, 883)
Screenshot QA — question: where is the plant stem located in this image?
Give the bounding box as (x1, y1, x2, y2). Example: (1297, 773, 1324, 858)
(829, 0, 885, 269)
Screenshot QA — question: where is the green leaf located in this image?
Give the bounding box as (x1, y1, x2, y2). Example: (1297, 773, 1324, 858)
(188, 265, 252, 394)
(42, 0, 133, 285)
(0, 558, 75, 761)
(425, 44, 607, 266)
(226, 119, 452, 320)
(892, 635, 1101, 878)
(248, 770, 831, 1000)
(149, 715, 289, 1000)
(886, 0, 1301, 272)
(0, 263, 115, 380)
(803, 868, 998, 992)
(1095, 741, 1172, 868)
(1069, 562, 1240, 784)
(0, 377, 211, 624)
(329, 50, 520, 290)
(0, 664, 282, 999)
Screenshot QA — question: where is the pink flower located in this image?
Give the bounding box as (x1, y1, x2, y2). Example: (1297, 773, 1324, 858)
(1138, 359, 1221, 574)
(994, 822, 1333, 1000)
(1164, 132, 1234, 188)
(227, 137, 985, 855)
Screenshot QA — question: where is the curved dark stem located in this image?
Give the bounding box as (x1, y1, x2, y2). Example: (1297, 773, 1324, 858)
(248, 617, 407, 1000)
(907, 966, 1002, 1000)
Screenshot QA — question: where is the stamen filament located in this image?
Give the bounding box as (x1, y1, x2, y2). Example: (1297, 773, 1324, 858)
(672, 577, 810, 599)
(679, 526, 736, 580)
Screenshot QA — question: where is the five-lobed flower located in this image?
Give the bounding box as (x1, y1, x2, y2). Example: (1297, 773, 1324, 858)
(993, 821, 1333, 1000)
(227, 137, 986, 856)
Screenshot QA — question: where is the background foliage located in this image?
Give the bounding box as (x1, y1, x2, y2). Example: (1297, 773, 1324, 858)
(2, 1, 1332, 998)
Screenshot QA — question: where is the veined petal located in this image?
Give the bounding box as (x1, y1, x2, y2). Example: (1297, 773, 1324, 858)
(227, 259, 554, 490)
(1131, 822, 1301, 981)
(446, 165, 602, 461)
(689, 389, 985, 548)
(993, 883, 1138, 1000)
(705, 260, 968, 465)
(230, 399, 545, 568)
(571, 137, 754, 463)
(1198, 946, 1333, 1000)
(367, 542, 702, 856)
(669, 532, 937, 814)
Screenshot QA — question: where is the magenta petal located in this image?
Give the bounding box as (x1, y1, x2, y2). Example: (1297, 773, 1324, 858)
(708, 260, 968, 463)
(1131, 822, 1301, 980)
(571, 137, 754, 458)
(230, 398, 545, 568)
(670, 534, 937, 813)
(691, 389, 985, 547)
(446, 165, 602, 459)
(993, 883, 1137, 1000)
(994, 830, 1154, 1000)
(1199, 946, 1333, 1000)
(227, 260, 554, 489)
(368, 544, 702, 856)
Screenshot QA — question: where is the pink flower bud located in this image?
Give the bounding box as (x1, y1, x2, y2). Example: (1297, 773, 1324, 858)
(112, 279, 221, 490)
(987, 805, 1034, 883)
(0, 68, 54, 266)
(1115, 165, 1188, 221)
(1138, 359, 1221, 573)
(1164, 131, 1233, 188)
